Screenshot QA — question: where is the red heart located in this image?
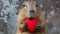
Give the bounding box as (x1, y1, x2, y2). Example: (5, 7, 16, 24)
(25, 18, 38, 32)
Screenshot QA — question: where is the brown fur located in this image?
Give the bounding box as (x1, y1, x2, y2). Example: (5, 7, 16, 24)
(16, 1, 46, 34)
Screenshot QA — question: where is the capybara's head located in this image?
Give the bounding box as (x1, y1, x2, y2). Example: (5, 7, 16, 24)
(22, 1, 39, 19)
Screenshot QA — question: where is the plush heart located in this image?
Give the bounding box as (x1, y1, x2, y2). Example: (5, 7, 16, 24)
(25, 18, 38, 32)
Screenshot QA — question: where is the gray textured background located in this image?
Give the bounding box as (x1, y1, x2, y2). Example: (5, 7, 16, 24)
(0, 0, 60, 34)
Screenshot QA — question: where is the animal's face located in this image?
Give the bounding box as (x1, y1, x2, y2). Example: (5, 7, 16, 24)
(23, 1, 39, 19)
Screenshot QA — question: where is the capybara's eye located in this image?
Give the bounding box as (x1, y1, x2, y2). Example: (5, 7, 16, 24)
(26, 6, 27, 7)
(23, 5, 25, 7)
(35, 4, 38, 7)
(23, 5, 27, 7)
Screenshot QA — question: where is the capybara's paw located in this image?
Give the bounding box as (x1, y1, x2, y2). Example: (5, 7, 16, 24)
(23, 22, 27, 29)
(36, 22, 41, 29)
(20, 22, 27, 32)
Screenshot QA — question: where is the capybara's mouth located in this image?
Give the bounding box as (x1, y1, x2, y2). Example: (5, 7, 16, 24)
(29, 18, 34, 20)
(28, 17, 36, 20)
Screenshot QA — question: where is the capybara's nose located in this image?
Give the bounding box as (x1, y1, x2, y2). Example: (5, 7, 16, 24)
(29, 10, 35, 13)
